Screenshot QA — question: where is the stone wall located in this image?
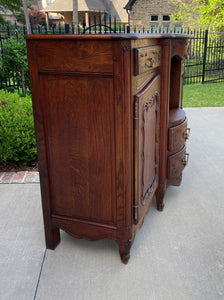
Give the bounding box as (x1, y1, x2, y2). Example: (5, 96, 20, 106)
(129, 0, 192, 32)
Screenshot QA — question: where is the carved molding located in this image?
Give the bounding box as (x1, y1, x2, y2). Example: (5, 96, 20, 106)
(133, 70, 157, 95)
(121, 41, 131, 52)
(134, 76, 160, 223)
(141, 91, 159, 204)
(172, 39, 191, 60)
(134, 99, 139, 120)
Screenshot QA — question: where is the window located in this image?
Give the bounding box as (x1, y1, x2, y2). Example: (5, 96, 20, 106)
(151, 25, 158, 33)
(151, 15, 158, 21)
(163, 15, 170, 21)
(163, 25, 170, 33)
(174, 25, 182, 34)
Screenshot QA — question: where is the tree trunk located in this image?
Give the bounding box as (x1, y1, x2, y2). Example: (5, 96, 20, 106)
(73, 0, 79, 34)
(22, 0, 31, 34)
(20, 67, 26, 95)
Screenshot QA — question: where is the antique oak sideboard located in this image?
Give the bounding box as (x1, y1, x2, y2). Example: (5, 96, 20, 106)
(26, 34, 190, 263)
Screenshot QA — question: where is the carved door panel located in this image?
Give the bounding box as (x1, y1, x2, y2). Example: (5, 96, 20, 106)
(134, 75, 160, 224)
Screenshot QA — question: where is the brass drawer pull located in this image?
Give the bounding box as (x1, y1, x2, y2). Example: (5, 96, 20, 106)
(183, 128, 190, 139)
(145, 57, 153, 68)
(182, 153, 189, 166)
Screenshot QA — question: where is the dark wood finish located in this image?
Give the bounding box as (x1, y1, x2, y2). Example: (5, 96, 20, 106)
(26, 34, 190, 263)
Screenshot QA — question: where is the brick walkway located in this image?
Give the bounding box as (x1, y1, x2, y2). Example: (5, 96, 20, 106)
(0, 171, 39, 184)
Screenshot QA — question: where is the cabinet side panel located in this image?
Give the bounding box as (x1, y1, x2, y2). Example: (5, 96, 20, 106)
(40, 75, 116, 225)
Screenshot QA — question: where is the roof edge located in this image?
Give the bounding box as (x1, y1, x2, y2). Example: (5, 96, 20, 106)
(124, 0, 137, 10)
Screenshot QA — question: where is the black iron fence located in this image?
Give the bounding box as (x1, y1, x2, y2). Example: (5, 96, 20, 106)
(184, 29, 224, 84)
(0, 20, 223, 92)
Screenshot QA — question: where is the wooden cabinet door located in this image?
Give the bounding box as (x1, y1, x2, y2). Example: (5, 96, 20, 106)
(134, 75, 160, 224)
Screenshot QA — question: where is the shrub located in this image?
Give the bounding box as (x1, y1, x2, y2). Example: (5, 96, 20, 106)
(0, 33, 30, 95)
(16, 5, 46, 26)
(28, 6, 46, 26)
(0, 90, 37, 165)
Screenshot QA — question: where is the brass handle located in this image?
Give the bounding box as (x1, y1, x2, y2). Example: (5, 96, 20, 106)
(145, 57, 153, 68)
(182, 153, 189, 166)
(183, 128, 190, 140)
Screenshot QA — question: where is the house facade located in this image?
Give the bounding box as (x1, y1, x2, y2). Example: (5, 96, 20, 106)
(124, 0, 192, 33)
(42, 0, 128, 26)
(0, 9, 16, 23)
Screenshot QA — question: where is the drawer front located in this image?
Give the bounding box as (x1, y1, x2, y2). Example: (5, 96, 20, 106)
(135, 46, 161, 76)
(167, 146, 188, 179)
(168, 118, 188, 152)
(33, 40, 113, 74)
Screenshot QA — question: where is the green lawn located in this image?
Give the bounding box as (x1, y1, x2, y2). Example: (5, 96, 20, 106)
(183, 81, 224, 107)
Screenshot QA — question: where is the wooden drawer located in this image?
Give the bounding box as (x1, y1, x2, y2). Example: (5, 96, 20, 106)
(168, 118, 189, 152)
(134, 46, 161, 76)
(33, 40, 113, 74)
(167, 146, 189, 179)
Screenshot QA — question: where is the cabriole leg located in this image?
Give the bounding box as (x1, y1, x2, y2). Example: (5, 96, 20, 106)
(118, 240, 132, 264)
(155, 184, 166, 212)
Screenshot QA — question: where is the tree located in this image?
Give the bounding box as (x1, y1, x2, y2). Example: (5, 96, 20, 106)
(198, 0, 224, 31)
(73, 0, 78, 33)
(22, 0, 31, 33)
(28, 6, 45, 26)
(0, 0, 32, 32)
(0, 0, 22, 14)
(172, 0, 224, 31)
(0, 0, 22, 23)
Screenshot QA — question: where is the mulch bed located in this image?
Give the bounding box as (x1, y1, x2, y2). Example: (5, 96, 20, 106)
(0, 161, 39, 172)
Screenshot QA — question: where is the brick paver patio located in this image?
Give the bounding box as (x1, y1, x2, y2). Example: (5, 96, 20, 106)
(0, 171, 39, 184)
